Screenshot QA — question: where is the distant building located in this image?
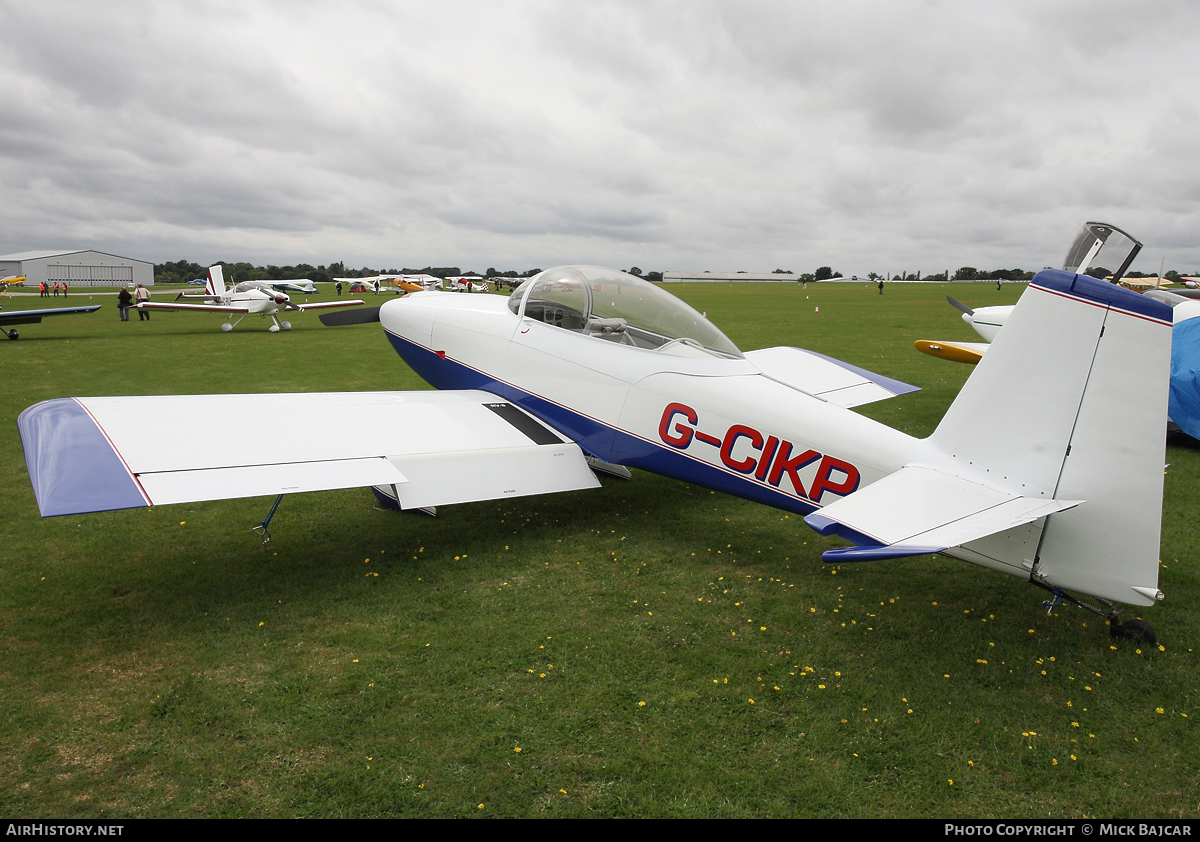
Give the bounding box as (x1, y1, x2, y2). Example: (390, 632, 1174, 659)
(663, 272, 800, 283)
(0, 249, 154, 288)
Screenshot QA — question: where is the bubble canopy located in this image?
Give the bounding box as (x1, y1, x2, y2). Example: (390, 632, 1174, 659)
(508, 266, 743, 358)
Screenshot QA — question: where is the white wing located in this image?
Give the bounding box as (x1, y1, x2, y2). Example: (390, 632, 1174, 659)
(19, 391, 600, 516)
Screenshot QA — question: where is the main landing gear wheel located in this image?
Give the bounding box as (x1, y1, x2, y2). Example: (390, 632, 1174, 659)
(6, 329, 18, 340)
(221, 322, 233, 332)
(1111, 618, 1157, 645)
(280, 321, 291, 331)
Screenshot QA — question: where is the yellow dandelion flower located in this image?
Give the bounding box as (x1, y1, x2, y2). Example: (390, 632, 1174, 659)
(638, 701, 645, 706)
(1157, 707, 1165, 714)
(748, 698, 755, 704)
(514, 747, 521, 753)
(478, 804, 484, 810)
(1070, 755, 1076, 761)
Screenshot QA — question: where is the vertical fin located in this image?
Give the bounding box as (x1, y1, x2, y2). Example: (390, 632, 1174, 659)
(207, 265, 226, 296)
(933, 270, 1171, 605)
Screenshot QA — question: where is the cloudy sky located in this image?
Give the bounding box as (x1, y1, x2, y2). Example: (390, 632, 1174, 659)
(1, 1, 1197, 276)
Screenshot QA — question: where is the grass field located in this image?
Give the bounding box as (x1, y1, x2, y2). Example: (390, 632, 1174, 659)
(1, 280, 1197, 818)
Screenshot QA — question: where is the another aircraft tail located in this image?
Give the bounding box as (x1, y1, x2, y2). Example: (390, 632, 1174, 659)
(930, 269, 1171, 605)
(206, 265, 226, 296)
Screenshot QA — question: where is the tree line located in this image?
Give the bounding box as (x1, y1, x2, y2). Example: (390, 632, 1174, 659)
(153, 260, 548, 285)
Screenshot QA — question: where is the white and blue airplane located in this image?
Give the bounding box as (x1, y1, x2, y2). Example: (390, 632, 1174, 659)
(18, 263, 1170, 641)
(269, 279, 319, 295)
(139, 266, 362, 332)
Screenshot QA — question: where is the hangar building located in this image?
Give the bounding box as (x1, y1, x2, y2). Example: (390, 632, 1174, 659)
(0, 249, 154, 288)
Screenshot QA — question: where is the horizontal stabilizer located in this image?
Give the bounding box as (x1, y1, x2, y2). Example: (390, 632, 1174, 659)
(745, 346, 919, 408)
(913, 339, 987, 365)
(804, 465, 1081, 562)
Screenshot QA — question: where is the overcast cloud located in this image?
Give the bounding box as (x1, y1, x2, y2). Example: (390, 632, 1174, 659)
(1, 1, 1197, 275)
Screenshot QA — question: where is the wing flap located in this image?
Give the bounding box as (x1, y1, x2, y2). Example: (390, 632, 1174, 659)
(804, 465, 1081, 561)
(139, 457, 408, 505)
(745, 346, 919, 408)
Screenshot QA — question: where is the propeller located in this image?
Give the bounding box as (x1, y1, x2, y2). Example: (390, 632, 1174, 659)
(320, 306, 382, 326)
(946, 296, 974, 316)
(274, 293, 288, 304)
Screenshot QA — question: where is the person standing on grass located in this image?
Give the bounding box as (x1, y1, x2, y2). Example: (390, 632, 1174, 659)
(135, 283, 150, 320)
(117, 286, 133, 321)
(61, 281, 67, 297)
(336, 281, 342, 296)
(878, 279, 884, 295)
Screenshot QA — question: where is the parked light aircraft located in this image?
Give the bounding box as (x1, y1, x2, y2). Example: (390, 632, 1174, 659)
(1, 274, 27, 293)
(447, 277, 489, 292)
(916, 222, 1200, 449)
(270, 279, 319, 295)
(916, 222, 1146, 365)
(139, 266, 363, 332)
(19, 264, 1170, 642)
(1, 302, 101, 339)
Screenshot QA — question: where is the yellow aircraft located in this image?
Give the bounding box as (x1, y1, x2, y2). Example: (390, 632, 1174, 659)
(1, 275, 26, 295)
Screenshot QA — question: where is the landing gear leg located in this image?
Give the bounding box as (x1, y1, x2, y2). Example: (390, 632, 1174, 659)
(252, 494, 285, 545)
(1030, 578, 1157, 645)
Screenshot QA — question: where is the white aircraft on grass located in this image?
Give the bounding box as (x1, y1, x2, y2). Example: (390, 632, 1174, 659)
(269, 279, 319, 295)
(916, 222, 1148, 365)
(19, 262, 1170, 642)
(141, 266, 363, 332)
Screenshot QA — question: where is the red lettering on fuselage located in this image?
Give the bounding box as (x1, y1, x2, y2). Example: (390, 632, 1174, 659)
(659, 403, 696, 449)
(766, 441, 821, 496)
(808, 455, 861, 503)
(720, 425, 762, 474)
(655, 403, 858, 504)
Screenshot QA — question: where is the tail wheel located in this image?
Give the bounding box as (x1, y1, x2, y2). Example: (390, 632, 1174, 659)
(1111, 618, 1157, 645)
(6, 329, 18, 340)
